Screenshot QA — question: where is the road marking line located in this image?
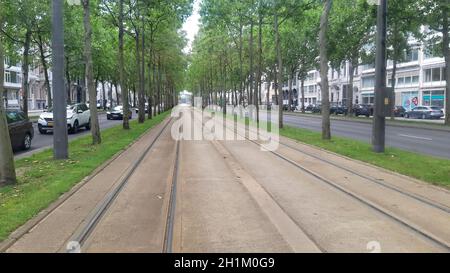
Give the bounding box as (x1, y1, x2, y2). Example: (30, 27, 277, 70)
(398, 134, 433, 141)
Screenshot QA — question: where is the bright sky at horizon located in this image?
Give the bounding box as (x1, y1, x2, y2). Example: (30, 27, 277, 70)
(182, 0, 201, 54)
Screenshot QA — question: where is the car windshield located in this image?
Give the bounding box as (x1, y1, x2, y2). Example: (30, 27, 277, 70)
(430, 107, 441, 111)
(113, 106, 123, 111)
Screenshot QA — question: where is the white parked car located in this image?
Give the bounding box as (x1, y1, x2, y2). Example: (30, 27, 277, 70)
(38, 103, 91, 134)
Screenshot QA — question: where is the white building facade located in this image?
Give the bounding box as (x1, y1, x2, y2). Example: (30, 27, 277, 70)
(3, 56, 52, 110)
(294, 43, 446, 112)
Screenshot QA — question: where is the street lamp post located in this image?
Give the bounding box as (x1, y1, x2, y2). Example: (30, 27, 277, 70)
(52, 0, 68, 159)
(372, 0, 388, 153)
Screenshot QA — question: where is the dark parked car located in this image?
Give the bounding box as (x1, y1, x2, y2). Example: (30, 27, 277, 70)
(330, 103, 348, 115)
(393, 106, 406, 117)
(404, 106, 444, 119)
(353, 104, 373, 117)
(305, 104, 315, 112)
(107, 106, 133, 120)
(311, 104, 322, 113)
(5, 109, 34, 150)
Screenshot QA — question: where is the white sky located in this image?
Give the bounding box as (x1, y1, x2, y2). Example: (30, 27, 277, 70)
(182, 0, 201, 54)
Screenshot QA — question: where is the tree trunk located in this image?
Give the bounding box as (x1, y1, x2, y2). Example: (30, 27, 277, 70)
(390, 58, 397, 120)
(102, 81, 106, 110)
(442, 5, 450, 126)
(347, 59, 355, 116)
(288, 72, 294, 112)
(108, 82, 113, 109)
(0, 37, 17, 186)
(157, 56, 162, 115)
(66, 57, 72, 104)
(249, 19, 254, 108)
(135, 32, 144, 123)
(319, 0, 332, 140)
(275, 12, 283, 128)
(140, 15, 146, 122)
(257, 9, 263, 122)
(119, 0, 129, 129)
(83, 0, 101, 145)
(37, 32, 52, 109)
(115, 83, 120, 106)
(239, 22, 244, 106)
(153, 52, 157, 117)
(301, 79, 305, 113)
(21, 29, 31, 118)
(147, 62, 153, 119)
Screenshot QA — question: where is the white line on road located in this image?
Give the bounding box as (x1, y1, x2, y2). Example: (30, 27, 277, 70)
(398, 134, 433, 141)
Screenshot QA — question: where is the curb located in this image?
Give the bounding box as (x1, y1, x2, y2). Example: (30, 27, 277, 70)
(0, 116, 171, 252)
(284, 112, 450, 132)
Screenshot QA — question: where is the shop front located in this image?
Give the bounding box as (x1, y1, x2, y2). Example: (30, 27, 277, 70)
(422, 90, 445, 109)
(400, 91, 419, 111)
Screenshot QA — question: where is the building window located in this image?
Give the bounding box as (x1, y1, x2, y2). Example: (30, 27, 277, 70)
(398, 77, 404, 85)
(404, 48, 419, 62)
(5, 71, 11, 83)
(432, 67, 441, 81)
(412, 76, 419, 83)
(424, 68, 445, 82)
(362, 94, 374, 104)
(362, 76, 375, 88)
(423, 90, 445, 108)
(363, 63, 375, 70)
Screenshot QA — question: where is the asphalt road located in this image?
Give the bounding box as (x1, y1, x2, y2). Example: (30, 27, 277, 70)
(14, 114, 123, 159)
(283, 114, 450, 159)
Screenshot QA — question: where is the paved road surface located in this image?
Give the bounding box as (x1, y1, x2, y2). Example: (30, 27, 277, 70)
(283, 114, 450, 159)
(14, 114, 122, 159)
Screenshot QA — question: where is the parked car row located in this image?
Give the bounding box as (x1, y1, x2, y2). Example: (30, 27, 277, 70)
(302, 103, 444, 120)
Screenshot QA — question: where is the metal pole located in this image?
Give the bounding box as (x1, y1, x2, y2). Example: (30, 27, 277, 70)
(372, 0, 387, 153)
(52, 0, 69, 159)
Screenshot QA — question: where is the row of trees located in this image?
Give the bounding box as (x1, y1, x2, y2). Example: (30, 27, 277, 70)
(186, 0, 450, 140)
(0, 0, 191, 186)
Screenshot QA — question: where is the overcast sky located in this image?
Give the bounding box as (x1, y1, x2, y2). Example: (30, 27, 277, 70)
(182, 0, 201, 53)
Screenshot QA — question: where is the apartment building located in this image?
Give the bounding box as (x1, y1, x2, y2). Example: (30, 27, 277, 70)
(3, 56, 52, 110)
(290, 42, 446, 112)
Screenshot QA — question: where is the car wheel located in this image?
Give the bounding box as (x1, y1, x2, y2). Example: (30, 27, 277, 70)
(22, 133, 32, 150)
(70, 120, 79, 134)
(38, 127, 47, 134)
(421, 114, 426, 120)
(86, 119, 91, 130)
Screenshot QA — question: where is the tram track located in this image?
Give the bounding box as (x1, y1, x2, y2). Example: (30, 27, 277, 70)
(66, 118, 176, 252)
(201, 108, 450, 252)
